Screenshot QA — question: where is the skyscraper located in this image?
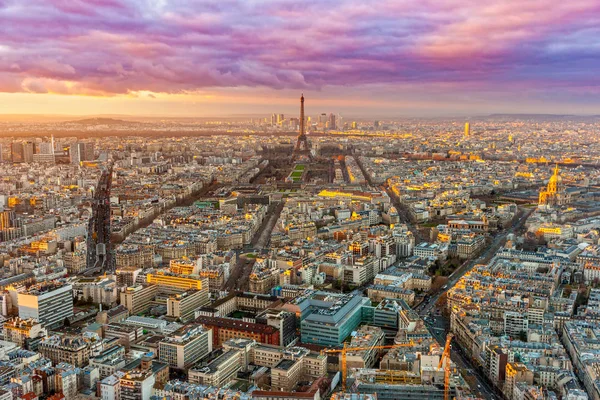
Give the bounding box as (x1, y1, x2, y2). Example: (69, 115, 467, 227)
(71, 142, 94, 164)
(0, 209, 16, 230)
(23, 142, 34, 163)
(83, 142, 95, 161)
(70, 143, 82, 164)
(464, 122, 470, 137)
(328, 113, 336, 130)
(11, 142, 24, 163)
(38, 142, 53, 154)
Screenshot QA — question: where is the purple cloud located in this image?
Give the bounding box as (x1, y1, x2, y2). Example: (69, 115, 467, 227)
(0, 0, 599, 98)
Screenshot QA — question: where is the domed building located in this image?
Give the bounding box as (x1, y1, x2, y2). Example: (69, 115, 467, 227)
(538, 165, 570, 207)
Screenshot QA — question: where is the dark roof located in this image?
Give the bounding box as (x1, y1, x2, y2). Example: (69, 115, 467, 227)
(251, 390, 317, 399)
(194, 315, 277, 334)
(274, 359, 297, 371)
(106, 305, 129, 317)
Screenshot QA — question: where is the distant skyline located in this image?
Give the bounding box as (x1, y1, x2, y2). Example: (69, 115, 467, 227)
(1, 0, 600, 117)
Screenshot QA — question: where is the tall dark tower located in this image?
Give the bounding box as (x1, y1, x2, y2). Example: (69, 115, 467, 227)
(293, 93, 311, 160)
(300, 94, 305, 138)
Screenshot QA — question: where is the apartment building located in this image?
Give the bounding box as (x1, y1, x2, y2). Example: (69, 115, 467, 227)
(120, 285, 158, 315)
(39, 335, 90, 367)
(120, 369, 155, 400)
(194, 315, 280, 347)
(158, 324, 213, 370)
(271, 359, 303, 392)
(104, 323, 144, 349)
(166, 288, 210, 322)
(3, 317, 47, 350)
(188, 349, 241, 387)
(18, 282, 74, 328)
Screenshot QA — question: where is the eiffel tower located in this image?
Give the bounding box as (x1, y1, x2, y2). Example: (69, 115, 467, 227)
(292, 94, 312, 161)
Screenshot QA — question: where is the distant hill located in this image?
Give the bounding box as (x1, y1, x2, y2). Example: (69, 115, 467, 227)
(67, 117, 141, 125)
(481, 114, 600, 122)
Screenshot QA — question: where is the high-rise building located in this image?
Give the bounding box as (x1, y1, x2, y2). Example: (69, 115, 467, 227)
(328, 113, 336, 130)
(70, 143, 84, 164)
(277, 114, 284, 125)
(0, 209, 16, 231)
(23, 142, 34, 163)
(34, 141, 56, 163)
(83, 142, 95, 161)
(270, 114, 277, 126)
(70, 142, 93, 164)
(289, 117, 299, 130)
(464, 122, 470, 137)
(38, 142, 53, 154)
(11, 142, 24, 163)
(18, 282, 74, 328)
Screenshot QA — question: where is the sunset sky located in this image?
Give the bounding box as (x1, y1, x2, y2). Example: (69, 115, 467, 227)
(1, 0, 600, 117)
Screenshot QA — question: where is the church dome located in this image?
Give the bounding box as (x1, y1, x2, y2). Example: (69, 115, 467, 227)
(548, 173, 562, 186)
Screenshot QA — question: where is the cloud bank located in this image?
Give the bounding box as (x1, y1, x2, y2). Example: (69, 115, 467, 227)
(0, 0, 599, 104)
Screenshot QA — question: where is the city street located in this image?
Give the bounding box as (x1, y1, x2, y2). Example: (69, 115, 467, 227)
(416, 207, 534, 399)
(425, 315, 497, 399)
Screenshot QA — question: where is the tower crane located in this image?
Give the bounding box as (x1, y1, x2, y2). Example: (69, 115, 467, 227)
(321, 340, 417, 392)
(438, 333, 454, 400)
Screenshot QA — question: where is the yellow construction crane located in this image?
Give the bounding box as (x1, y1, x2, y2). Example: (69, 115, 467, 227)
(438, 333, 454, 400)
(322, 341, 417, 392)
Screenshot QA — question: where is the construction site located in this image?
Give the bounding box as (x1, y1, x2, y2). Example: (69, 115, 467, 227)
(325, 333, 471, 400)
